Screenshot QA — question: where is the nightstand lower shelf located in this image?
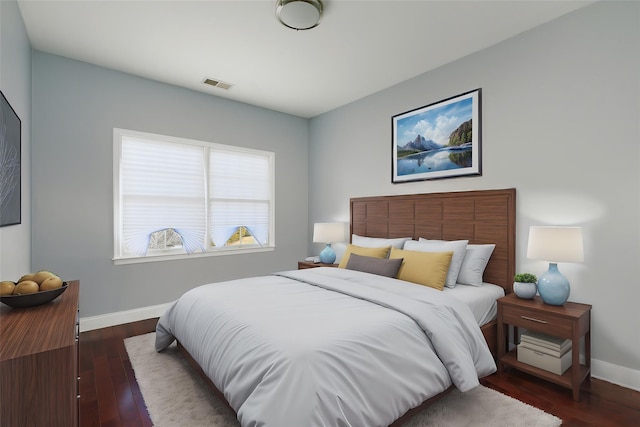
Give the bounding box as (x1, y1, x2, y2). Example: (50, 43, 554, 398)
(501, 350, 590, 391)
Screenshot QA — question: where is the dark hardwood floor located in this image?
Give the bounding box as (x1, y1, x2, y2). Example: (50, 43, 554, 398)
(80, 319, 640, 426)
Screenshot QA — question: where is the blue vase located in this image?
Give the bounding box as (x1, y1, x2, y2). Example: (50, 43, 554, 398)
(537, 263, 570, 305)
(513, 281, 537, 299)
(319, 244, 336, 264)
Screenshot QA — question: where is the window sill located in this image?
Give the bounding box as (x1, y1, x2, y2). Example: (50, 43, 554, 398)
(113, 246, 275, 265)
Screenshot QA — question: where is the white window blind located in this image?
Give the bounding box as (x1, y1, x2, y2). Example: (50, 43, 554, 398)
(209, 150, 271, 247)
(120, 136, 206, 256)
(114, 129, 274, 262)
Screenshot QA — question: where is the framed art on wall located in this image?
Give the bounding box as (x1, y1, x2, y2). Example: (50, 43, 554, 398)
(0, 90, 21, 227)
(392, 88, 481, 183)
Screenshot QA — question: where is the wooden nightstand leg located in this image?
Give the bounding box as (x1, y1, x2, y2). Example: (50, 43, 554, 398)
(585, 330, 591, 372)
(497, 307, 505, 371)
(572, 329, 581, 401)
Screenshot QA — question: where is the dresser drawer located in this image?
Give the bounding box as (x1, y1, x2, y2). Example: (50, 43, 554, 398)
(502, 304, 573, 338)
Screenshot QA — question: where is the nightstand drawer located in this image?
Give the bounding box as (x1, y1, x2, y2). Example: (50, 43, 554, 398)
(298, 261, 338, 270)
(502, 304, 572, 337)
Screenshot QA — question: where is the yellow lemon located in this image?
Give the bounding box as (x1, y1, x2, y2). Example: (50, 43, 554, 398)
(40, 276, 63, 291)
(13, 280, 39, 295)
(17, 273, 35, 283)
(1, 281, 16, 296)
(32, 271, 56, 285)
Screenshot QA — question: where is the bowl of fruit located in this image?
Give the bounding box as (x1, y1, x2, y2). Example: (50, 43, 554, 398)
(0, 271, 68, 308)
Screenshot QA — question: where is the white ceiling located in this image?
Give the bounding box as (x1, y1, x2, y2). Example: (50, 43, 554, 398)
(17, 0, 594, 118)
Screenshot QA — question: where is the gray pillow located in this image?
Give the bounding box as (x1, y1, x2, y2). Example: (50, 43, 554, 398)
(345, 253, 403, 278)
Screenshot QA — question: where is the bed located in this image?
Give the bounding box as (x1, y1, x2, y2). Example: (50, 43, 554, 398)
(155, 188, 516, 427)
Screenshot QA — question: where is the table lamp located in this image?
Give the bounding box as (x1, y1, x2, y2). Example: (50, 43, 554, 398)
(313, 222, 346, 264)
(527, 226, 584, 305)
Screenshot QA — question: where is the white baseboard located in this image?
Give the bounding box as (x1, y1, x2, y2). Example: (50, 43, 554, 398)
(79, 302, 172, 332)
(80, 303, 640, 393)
(592, 358, 640, 392)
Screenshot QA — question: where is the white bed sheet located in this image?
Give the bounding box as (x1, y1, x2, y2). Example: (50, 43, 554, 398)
(443, 282, 505, 326)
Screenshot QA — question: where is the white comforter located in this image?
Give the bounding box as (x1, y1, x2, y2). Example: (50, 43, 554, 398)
(156, 267, 496, 427)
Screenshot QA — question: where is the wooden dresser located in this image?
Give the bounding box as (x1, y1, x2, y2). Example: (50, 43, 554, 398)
(1, 280, 79, 427)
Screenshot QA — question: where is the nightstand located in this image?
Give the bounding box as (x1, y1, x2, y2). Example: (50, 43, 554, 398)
(297, 261, 338, 270)
(497, 293, 591, 401)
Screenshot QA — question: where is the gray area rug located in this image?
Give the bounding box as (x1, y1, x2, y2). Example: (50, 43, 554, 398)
(125, 332, 562, 427)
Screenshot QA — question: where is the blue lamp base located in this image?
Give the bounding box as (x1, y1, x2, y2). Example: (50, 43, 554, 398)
(537, 262, 570, 305)
(319, 244, 336, 264)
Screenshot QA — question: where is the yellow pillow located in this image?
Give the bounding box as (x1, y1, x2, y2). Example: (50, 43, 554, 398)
(338, 244, 391, 268)
(389, 247, 453, 291)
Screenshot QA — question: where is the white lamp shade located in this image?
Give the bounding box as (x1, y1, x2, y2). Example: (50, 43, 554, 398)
(313, 222, 346, 244)
(527, 226, 584, 263)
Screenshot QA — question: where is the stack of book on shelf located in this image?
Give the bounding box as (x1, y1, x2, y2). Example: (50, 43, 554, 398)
(517, 330, 572, 375)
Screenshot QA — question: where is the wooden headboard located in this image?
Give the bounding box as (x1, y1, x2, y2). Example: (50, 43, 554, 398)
(350, 188, 516, 293)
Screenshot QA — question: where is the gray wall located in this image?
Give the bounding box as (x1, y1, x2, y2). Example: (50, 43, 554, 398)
(309, 1, 640, 377)
(31, 52, 309, 318)
(0, 0, 31, 281)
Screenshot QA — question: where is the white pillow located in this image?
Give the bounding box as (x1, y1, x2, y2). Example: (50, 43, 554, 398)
(404, 239, 468, 288)
(418, 238, 495, 286)
(457, 244, 496, 286)
(352, 234, 412, 249)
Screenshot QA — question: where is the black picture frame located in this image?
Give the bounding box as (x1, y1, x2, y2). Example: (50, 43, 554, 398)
(0, 90, 21, 226)
(392, 89, 482, 183)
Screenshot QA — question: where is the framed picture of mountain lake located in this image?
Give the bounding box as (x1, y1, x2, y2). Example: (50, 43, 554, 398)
(392, 89, 481, 183)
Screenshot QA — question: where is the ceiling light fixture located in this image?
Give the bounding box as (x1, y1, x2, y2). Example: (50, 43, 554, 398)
(276, 0, 323, 31)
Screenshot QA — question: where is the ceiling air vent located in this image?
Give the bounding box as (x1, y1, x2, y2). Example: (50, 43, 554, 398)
(203, 78, 234, 90)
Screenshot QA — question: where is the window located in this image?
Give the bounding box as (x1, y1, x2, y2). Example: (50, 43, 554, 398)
(113, 128, 274, 263)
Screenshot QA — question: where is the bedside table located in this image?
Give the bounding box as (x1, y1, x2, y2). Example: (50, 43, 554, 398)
(297, 261, 338, 269)
(497, 293, 591, 401)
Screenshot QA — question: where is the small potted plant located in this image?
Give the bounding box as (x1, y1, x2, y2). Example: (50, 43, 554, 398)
(513, 273, 537, 299)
